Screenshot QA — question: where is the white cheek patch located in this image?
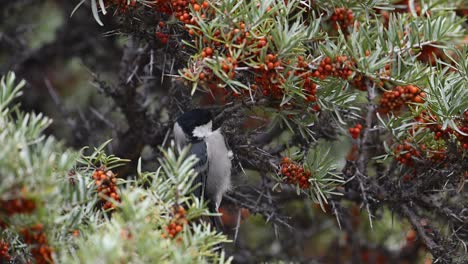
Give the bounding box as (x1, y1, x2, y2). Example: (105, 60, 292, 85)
(192, 121, 213, 138)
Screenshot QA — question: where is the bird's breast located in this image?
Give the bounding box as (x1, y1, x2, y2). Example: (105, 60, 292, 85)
(205, 130, 232, 197)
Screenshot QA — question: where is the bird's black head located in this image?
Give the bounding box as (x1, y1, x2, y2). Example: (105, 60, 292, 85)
(176, 109, 213, 140)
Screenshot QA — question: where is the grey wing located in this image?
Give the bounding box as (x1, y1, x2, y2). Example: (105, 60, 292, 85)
(189, 141, 208, 200)
(190, 142, 222, 231)
(190, 140, 208, 172)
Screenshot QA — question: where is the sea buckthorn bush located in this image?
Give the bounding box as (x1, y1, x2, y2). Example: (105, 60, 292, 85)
(1, 0, 467, 262)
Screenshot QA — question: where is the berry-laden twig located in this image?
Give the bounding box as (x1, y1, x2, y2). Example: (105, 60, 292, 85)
(154, 0, 211, 25)
(415, 110, 468, 150)
(279, 157, 312, 189)
(391, 110, 468, 169)
(0, 195, 36, 216)
(162, 206, 188, 240)
(378, 85, 425, 114)
(20, 224, 54, 264)
(0, 240, 11, 262)
(330, 8, 355, 33)
(313, 56, 354, 80)
(394, 139, 448, 167)
(155, 31, 169, 45)
(394, 141, 421, 167)
(349, 124, 363, 139)
(92, 168, 121, 210)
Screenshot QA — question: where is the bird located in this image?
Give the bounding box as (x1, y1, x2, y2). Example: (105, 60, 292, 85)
(173, 109, 232, 231)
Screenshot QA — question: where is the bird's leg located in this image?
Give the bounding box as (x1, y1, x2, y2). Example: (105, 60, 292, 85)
(208, 200, 224, 233)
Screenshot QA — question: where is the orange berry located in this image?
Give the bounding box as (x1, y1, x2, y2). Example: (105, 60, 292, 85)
(257, 39, 267, 47)
(406, 229, 417, 242)
(413, 96, 423, 103)
(266, 54, 276, 62)
(408, 85, 419, 94)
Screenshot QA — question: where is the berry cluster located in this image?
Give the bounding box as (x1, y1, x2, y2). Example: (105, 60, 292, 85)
(0, 240, 11, 262)
(178, 6, 321, 110)
(188, 31, 322, 109)
(20, 224, 54, 264)
(378, 85, 425, 114)
(104, 0, 211, 43)
(330, 8, 355, 31)
(349, 124, 363, 139)
(92, 168, 121, 210)
(351, 74, 367, 91)
(220, 56, 238, 80)
(394, 140, 450, 167)
(252, 55, 319, 104)
(155, 31, 169, 44)
(253, 54, 284, 99)
(312, 55, 382, 92)
(394, 141, 421, 166)
(426, 146, 447, 163)
(389, 110, 467, 169)
(154, 0, 210, 25)
(289, 56, 319, 104)
(279, 157, 312, 189)
(313, 56, 354, 80)
(0, 196, 36, 215)
(162, 206, 188, 239)
(414, 110, 468, 151)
